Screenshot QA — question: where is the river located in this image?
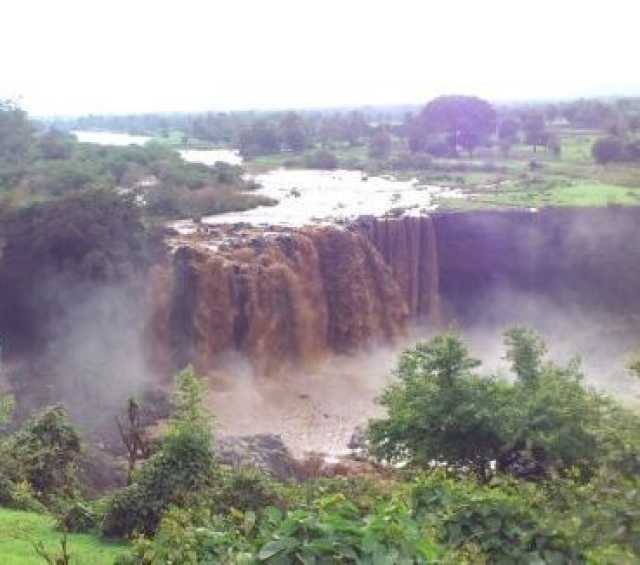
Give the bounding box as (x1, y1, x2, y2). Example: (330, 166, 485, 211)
(73, 130, 463, 228)
(72, 130, 242, 166)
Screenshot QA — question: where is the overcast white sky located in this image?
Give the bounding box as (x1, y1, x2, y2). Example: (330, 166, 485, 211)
(3, 0, 639, 116)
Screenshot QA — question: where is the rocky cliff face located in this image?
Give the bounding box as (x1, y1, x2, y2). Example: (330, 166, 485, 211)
(432, 208, 640, 323)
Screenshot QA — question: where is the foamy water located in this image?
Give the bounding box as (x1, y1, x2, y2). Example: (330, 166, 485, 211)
(72, 130, 152, 146)
(72, 131, 463, 228)
(203, 169, 463, 227)
(180, 148, 243, 166)
(205, 348, 399, 458)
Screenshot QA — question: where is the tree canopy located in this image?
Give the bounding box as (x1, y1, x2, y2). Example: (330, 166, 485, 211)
(368, 329, 624, 481)
(416, 95, 496, 157)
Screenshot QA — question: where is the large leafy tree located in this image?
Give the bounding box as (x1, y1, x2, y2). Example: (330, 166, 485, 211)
(368, 334, 512, 480)
(369, 329, 622, 481)
(0, 190, 147, 356)
(416, 95, 496, 157)
(522, 111, 548, 153)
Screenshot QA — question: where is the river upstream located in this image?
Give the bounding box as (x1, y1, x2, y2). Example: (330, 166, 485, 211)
(72, 130, 463, 229)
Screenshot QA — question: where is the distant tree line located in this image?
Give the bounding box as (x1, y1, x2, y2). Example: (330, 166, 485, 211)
(46, 96, 640, 169)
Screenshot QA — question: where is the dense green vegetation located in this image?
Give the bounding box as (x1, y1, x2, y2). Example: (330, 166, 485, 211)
(1, 94, 639, 562)
(1, 329, 638, 563)
(0, 100, 273, 222)
(50, 96, 640, 210)
(0, 508, 126, 565)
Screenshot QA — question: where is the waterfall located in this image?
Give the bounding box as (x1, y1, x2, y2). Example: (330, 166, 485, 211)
(355, 215, 443, 326)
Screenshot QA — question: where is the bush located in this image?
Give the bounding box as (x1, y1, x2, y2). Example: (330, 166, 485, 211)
(211, 467, 283, 514)
(0, 476, 46, 512)
(145, 183, 277, 219)
(369, 329, 627, 481)
(368, 335, 513, 480)
(119, 494, 441, 564)
(57, 501, 99, 533)
(592, 136, 626, 164)
(4, 405, 82, 503)
(116, 506, 250, 564)
(386, 151, 433, 171)
(304, 149, 338, 170)
(102, 367, 216, 537)
(425, 140, 452, 157)
(411, 473, 581, 563)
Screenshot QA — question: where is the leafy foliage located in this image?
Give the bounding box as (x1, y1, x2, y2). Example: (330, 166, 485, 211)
(369, 329, 632, 481)
(0, 100, 33, 162)
(368, 335, 510, 479)
(0, 393, 14, 426)
(411, 473, 581, 563)
(57, 501, 99, 533)
(211, 467, 284, 515)
(416, 96, 496, 157)
(592, 136, 627, 164)
(304, 149, 339, 170)
(0, 190, 148, 356)
(102, 367, 215, 537)
(121, 494, 441, 564)
(503, 326, 547, 385)
(1, 405, 81, 504)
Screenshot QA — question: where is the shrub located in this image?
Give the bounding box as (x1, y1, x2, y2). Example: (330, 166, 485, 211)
(592, 136, 626, 164)
(386, 151, 433, 171)
(57, 501, 99, 533)
(211, 467, 283, 514)
(0, 477, 46, 512)
(627, 139, 640, 161)
(305, 149, 338, 170)
(0, 393, 14, 426)
(369, 329, 626, 481)
(145, 183, 277, 219)
(411, 473, 581, 563)
(368, 335, 513, 480)
(425, 140, 451, 157)
(5, 405, 81, 502)
(102, 367, 216, 537)
(252, 494, 440, 563)
(116, 506, 250, 564)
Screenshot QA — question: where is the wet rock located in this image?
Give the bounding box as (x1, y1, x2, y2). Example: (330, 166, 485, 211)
(216, 434, 298, 481)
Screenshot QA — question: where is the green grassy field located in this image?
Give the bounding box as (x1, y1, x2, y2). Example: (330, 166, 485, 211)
(150, 128, 222, 150)
(204, 128, 640, 211)
(0, 508, 126, 565)
(408, 133, 640, 209)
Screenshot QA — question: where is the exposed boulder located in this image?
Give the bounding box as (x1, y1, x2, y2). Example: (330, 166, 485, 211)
(216, 433, 298, 481)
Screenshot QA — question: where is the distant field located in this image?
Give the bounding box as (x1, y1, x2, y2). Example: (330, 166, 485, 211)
(203, 128, 640, 211)
(407, 132, 640, 209)
(0, 508, 126, 565)
(150, 128, 221, 149)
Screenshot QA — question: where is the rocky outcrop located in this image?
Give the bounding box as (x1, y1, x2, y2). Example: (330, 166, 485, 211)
(217, 434, 298, 480)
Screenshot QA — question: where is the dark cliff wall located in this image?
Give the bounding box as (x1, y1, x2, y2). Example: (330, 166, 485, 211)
(432, 208, 640, 324)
